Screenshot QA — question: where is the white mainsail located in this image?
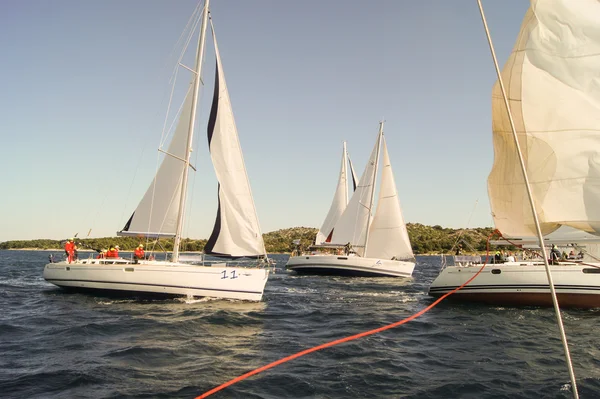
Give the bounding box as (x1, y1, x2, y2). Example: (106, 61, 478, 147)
(119, 87, 194, 238)
(316, 142, 350, 244)
(365, 136, 414, 261)
(203, 31, 266, 258)
(488, 0, 600, 237)
(330, 131, 382, 255)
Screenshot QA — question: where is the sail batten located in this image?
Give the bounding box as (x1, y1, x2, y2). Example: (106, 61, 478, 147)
(488, 0, 600, 237)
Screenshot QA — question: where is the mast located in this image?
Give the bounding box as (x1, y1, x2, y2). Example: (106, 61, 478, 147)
(362, 121, 383, 256)
(343, 141, 349, 206)
(172, 0, 210, 262)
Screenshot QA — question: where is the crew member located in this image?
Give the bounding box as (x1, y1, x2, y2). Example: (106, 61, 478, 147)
(134, 244, 145, 261)
(65, 238, 75, 263)
(550, 244, 561, 264)
(106, 247, 116, 258)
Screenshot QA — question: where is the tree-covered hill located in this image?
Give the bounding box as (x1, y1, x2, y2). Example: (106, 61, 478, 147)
(0, 224, 500, 254)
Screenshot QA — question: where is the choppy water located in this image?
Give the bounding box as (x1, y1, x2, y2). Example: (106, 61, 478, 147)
(1, 250, 600, 398)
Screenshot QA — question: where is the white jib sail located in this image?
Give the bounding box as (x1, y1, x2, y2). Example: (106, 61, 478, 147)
(119, 86, 194, 237)
(331, 130, 381, 255)
(203, 32, 266, 257)
(365, 136, 414, 260)
(488, 0, 600, 237)
(316, 142, 349, 244)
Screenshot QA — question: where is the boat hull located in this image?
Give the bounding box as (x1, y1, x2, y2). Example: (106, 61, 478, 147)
(428, 262, 600, 308)
(43, 259, 269, 301)
(286, 255, 414, 278)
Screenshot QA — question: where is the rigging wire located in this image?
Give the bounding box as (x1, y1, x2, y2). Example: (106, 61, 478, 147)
(118, 4, 203, 238)
(449, 199, 479, 255)
(142, 6, 203, 253)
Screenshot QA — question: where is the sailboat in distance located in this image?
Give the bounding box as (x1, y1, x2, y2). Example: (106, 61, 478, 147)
(43, 0, 270, 301)
(429, 0, 600, 308)
(286, 122, 416, 278)
(314, 141, 358, 246)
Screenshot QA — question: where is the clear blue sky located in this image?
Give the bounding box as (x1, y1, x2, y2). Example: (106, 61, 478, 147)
(0, 0, 530, 242)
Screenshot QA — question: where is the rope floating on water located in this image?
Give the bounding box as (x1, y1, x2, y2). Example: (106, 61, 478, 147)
(194, 231, 497, 398)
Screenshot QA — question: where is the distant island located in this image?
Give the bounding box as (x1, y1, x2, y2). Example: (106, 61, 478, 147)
(0, 224, 502, 255)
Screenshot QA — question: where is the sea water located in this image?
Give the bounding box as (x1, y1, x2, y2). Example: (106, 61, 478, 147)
(1, 250, 599, 398)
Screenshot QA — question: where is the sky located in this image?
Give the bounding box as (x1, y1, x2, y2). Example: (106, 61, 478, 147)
(0, 0, 531, 242)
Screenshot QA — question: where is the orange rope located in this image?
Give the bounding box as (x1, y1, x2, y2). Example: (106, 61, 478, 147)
(194, 231, 497, 399)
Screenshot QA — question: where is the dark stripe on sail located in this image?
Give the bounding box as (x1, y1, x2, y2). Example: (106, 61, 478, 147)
(121, 212, 135, 232)
(206, 252, 265, 260)
(325, 229, 334, 243)
(204, 184, 222, 255)
(348, 158, 358, 191)
(204, 60, 222, 256)
(207, 59, 220, 146)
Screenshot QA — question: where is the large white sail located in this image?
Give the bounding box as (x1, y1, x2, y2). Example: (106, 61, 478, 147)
(119, 87, 194, 237)
(365, 136, 414, 260)
(316, 143, 349, 244)
(488, 0, 600, 237)
(203, 31, 266, 258)
(331, 131, 381, 255)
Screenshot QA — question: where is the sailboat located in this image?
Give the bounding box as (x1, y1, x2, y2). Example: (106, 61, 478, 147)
(314, 141, 358, 246)
(286, 122, 416, 277)
(43, 0, 269, 301)
(429, 0, 600, 308)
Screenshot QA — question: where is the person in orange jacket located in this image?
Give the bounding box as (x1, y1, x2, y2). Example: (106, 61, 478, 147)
(106, 247, 116, 258)
(64, 238, 75, 263)
(114, 245, 120, 258)
(134, 244, 145, 261)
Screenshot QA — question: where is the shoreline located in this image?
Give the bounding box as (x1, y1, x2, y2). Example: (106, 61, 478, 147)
(1, 248, 476, 256)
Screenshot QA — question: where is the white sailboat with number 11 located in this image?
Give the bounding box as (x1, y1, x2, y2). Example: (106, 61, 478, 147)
(43, 0, 269, 301)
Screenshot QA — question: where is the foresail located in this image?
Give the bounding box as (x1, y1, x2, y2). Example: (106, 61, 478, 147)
(119, 86, 193, 237)
(204, 31, 266, 258)
(316, 143, 349, 244)
(331, 131, 381, 255)
(365, 136, 414, 260)
(488, 0, 600, 237)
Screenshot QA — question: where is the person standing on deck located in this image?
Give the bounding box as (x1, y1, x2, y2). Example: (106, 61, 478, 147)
(550, 244, 561, 264)
(64, 238, 75, 263)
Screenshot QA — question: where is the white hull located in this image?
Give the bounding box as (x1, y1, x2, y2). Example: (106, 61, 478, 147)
(429, 261, 600, 308)
(43, 259, 269, 301)
(286, 255, 414, 278)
